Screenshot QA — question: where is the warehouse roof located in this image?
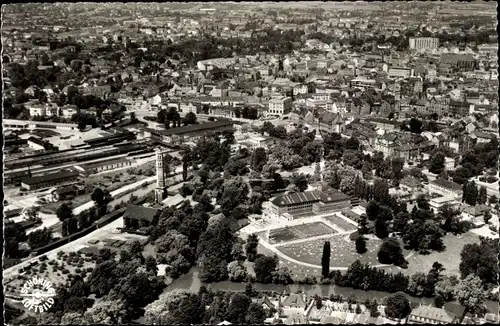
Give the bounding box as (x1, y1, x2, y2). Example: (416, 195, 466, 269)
(21, 170, 79, 185)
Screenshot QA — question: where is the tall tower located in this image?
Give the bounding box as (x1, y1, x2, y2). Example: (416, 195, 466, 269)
(155, 148, 169, 204)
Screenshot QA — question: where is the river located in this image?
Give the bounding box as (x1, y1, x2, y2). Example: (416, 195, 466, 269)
(166, 268, 499, 313)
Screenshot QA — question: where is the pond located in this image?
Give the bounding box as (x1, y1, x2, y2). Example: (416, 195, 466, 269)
(166, 268, 499, 313)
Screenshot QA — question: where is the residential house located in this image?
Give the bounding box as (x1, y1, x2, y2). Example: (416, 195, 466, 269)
(317, 111, 344, 134)
(407, 303, 465, 324)
(179, 101, 199, 114)
(444, 157, 455, 170)
(472, 131, 496, 144)
(400, 176, 423, 193)
(368, 118, 400, 132)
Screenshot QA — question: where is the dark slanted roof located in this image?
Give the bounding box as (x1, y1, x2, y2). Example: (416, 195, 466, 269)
(431, 178, 462, 191)
(271, 191, 322, 207)
(21, 170, 79, 185)
(124, 204, 159, 222)
(146, 120, 233, 137)
(5, 208, 23, 218)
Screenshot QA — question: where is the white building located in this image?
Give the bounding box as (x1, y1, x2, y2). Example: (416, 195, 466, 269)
(388, 67, 412, 79)
(409, 37, 439, 50)
(267, 96, 292, 117)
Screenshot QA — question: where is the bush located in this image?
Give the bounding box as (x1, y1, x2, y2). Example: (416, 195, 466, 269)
(57, 250, 64, 257)
(86, 267, 93, 272)
(62, 269, 69, 274)
(39, 255, 48, 261)
(75, 268, 81, 273)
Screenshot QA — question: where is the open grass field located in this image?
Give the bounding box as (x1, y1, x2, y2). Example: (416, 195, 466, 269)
(323, 214, 358, 232)
(400, 231, 480, 276)
(277, 234, 394, 268)
(267, 222, 337, 244)
(257, 242, 322, 278)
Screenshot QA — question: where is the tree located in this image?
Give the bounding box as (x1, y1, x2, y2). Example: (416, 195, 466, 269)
(226, 293, 251, 324)
(321, 241, 331, 278)
(434, 296, 445, 308)
(251, 147, 267, 173)
(56, 202, 73, 222)
(409, 118, 423, 134)
(403, 220, 444, 253)
(425, 262, 445, 297)
(369, 299, 380, 317)
(245, 234, 259, 262)
(254, 255, 277, 283)
(291, 172, 309, 192)
(478, 186, 488, 205)
(245, 282, 254, 298)
(462, 181, 478, 206)
(407, 272, 428, 297)
(27, 228, 53, 249)
(384, 292, 411, 320)
(84, 299, 130, 324)
(358, 214, 369, 234)
(374, 218, 389, 239)
(483, 211, 492, 224)
(182, 112, 197, 125)
(145, 290, 203, 325)
(91, 187, 111, 207)
(435, 275, 459, 302)
(459, 237, 498, 284)
(428, 152, 445, 175)
(378, 238, 406, 267)
(227, 261, 248, 282)
(245, 302, 267, 324)
(315, 295, 323, 309)
(25, 206, 41, 221)
(454, 274, 487, 315)
(355, 236, 367, 254)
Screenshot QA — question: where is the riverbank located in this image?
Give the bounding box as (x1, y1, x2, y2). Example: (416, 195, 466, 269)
(164, 268, 500, 314)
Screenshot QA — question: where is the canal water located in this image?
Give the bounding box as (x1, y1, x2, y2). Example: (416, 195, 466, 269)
(166, 268, 499, 313)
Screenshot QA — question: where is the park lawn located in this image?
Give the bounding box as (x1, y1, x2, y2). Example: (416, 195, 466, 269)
(399, 231, 480, 277)
(257, 242, 321, 279)
(277, 234, 389, 268)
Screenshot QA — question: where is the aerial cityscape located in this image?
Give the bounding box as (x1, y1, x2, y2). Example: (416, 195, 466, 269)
(2, 2, 499, 325)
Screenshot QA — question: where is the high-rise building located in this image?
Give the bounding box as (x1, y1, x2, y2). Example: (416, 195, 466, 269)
(409, 37, 439, 50)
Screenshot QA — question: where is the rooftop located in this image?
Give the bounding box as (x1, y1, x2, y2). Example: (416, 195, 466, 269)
(124, 204, 160, 223)
(430, 178, 462, 191)
(21, 170, 79, 186)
